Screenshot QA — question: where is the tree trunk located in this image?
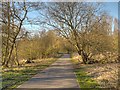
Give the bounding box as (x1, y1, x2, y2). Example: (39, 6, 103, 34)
(3, 2, 10, 67)
(77, 50, 88, 64)
(14, 43, 19, 66)
(4, 43, 14, 67)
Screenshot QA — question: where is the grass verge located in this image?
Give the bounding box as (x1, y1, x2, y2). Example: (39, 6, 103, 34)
(71, 56, 100, 89)
(2, 55, 62, 90)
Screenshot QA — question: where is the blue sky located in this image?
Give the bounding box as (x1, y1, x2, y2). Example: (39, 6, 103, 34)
(23, 2, 118, 32)
(103, 2, 118, 18)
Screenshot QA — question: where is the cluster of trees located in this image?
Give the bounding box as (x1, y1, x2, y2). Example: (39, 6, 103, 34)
(39, 2, 118, 64)
(0, 2, 73, 67)
(17, 30, 68, 60)
(1, 2, 118, 67)
(1, 2, 28, 67)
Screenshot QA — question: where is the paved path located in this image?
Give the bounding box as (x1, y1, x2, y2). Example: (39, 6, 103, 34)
(17, 54, 80, 89)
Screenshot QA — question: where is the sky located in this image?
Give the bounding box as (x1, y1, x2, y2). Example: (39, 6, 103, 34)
(23, 2, 118, 32)
(103, 2, 118, 18)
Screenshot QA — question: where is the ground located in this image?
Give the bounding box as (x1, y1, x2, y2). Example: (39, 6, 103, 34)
(2, 53, 119, 89)
(72, 53, 119, 89)
(17, 54, 80, 89)
(2, 57, 58, 89)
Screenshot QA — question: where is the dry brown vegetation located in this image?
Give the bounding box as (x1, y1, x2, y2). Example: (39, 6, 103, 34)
(86, 63, 118, 88)
(72, 53, 119, 89)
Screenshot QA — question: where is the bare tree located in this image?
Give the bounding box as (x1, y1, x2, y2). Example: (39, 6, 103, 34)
(41, 2, 110, 64)
(1, 2, 28, 67)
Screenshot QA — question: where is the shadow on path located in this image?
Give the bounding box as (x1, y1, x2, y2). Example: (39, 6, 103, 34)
(17, 54, 80, 89)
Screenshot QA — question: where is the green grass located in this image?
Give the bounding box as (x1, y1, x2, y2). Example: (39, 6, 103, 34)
(71, 58, 100, 89)
(2, 57, 59, 90)
(75, 68, 99, 89)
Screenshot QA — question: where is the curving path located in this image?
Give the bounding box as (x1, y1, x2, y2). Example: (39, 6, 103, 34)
(17, 54, 80, 89)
